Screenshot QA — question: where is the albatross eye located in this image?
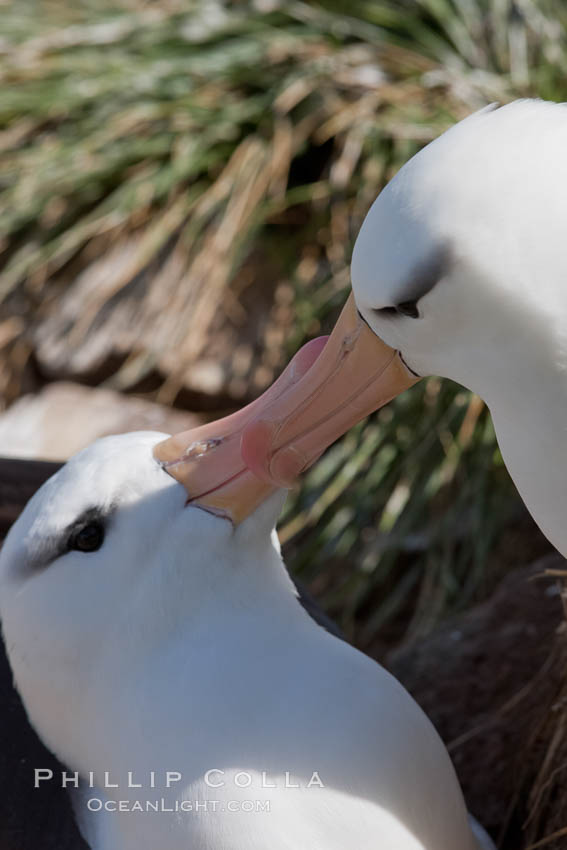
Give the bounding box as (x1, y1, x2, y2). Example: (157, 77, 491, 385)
(375, 300, 420, 319)
(68, 521, 105, 553)
(396, 300, 419, 318)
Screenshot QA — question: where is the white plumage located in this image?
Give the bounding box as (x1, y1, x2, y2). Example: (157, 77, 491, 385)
(352, 99, 567, 559)
(0, 433, 481, 849)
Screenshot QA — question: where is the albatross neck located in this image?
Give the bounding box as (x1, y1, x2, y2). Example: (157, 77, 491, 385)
(484, 358, 567, 559)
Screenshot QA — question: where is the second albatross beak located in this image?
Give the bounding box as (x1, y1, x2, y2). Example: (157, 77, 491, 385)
(154, 294, 419, 523)
(240, 294, 419, 487)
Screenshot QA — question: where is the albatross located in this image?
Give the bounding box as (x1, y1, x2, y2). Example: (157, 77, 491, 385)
(239, 99, 567, 565)
(0, 348, 489, 847)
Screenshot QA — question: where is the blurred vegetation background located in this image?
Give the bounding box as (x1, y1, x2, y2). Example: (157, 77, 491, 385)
(1, 0, 566, 654)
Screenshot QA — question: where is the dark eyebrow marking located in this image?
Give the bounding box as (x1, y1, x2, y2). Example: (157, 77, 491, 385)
(25, 506, 113, 575)
(61, 507, 109, 552)
(395, 241, 453, 306)
(373, 242, 453, 319)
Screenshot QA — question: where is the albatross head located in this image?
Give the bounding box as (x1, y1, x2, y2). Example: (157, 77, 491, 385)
(352, 99, 567, 400)
(239, 99, 567, 558)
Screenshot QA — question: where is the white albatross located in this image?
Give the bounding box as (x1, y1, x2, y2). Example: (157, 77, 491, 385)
(241, 99, 567, 566)
(0, 353, 489, 849)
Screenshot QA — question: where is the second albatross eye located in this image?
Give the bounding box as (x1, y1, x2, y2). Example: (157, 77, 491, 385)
(396, 300, 419, 318)
(375, 300, 420, 319)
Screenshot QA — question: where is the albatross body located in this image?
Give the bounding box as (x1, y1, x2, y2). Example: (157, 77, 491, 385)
(0, 432, 480, 849)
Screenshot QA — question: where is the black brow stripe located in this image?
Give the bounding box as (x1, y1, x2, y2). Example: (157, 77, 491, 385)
(395, 241, 452, 306)
(27, 506, 113, 575)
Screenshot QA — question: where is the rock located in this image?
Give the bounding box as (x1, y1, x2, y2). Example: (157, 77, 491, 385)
(0, 382, 201, 460)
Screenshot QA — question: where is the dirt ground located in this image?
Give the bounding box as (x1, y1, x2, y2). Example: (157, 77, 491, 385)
(390, 549, 567, 850)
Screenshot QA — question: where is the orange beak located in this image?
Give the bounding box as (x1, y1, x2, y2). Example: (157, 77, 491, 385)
(154, 294, 419, 524)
